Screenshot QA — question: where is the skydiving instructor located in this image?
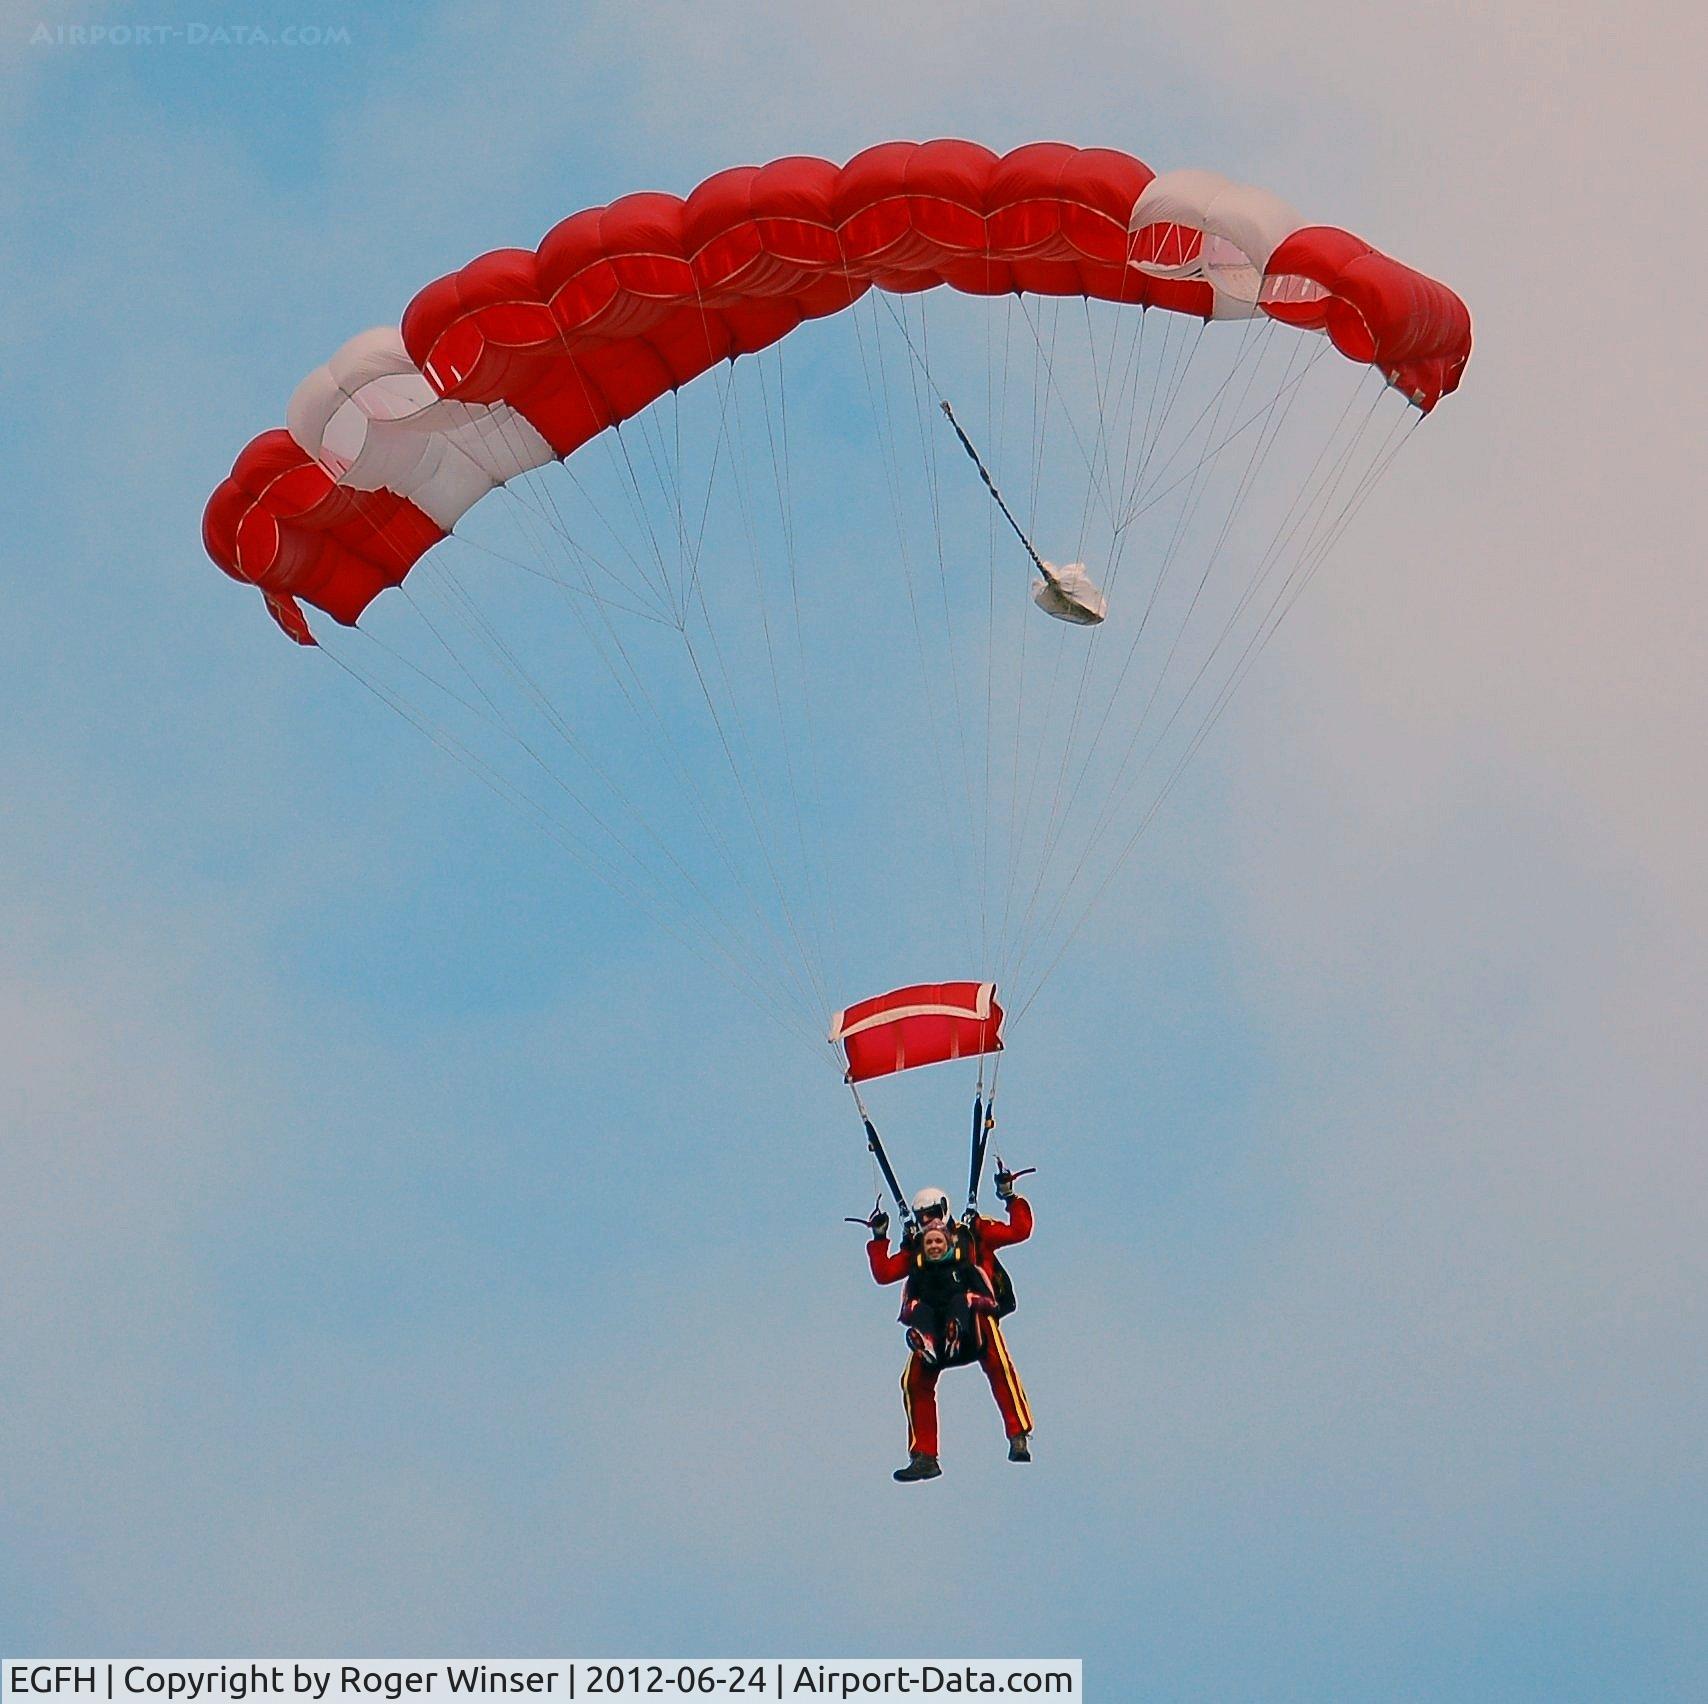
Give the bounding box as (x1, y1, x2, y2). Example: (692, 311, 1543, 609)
(865, 1167, 1034, 1482)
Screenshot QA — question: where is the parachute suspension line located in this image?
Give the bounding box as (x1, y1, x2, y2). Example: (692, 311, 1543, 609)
(891, 292, 986, 971)
(401, 559, 821, 1020)
(497, 427, 678, 628)
(1251, 401, 1422, 661)
(995, 298, 1073, 990)
(313, 628, 826, 1053)
(634, 371, 840, 1024)
(1028, 325, 1316, 920)
(1080, 297, 1118, 536)
(981, 295, 1015, 1002)
(446, 526, 672, 627)
(1007, 332, 1320, 993)
(344, 602, 517, 732)
(1103, 295, 1155, 535)
(1010, 293, 1123, 538)
(1004, 314, 1275, 978)
(768, 340, 849, 999)
(652, 380, 732, 628)
(993, 309, 1200, 982)
(591, 285, 837, 1019)
(468, 405, 837, 1029)
(428, 406, 677, 625)
(661, 368, 740, 623)
(1137, 315, 1212, 507)
(680, 603, 836, 1027)
(1031, 302, 1181, 840)
(722, 344, 843, 1008)
(1008, 356, 1347, 1000)
(1017, 400, 1417, 1017)
(936, 298, 1134, 997)
(1120, 340, 1333, 532)
(844, 276, 980, 965)
(492, 357, 681, 621)
(1013, 379, 1421, 1015)
(632, 389, 700, 623)
(1089, 309, 1165, 682)
(1081, 311, 1210, 629)
(671, 387, 689, 610)
(1064, 296, 1124, 587)
(997, 302, 1195, 997)
(627, 401, 688, 619)
(671, 353, 838, 1019)
(1005, 295, 1186, 959)
(604, 420, 682, 617)
(1186, 375, 1391, 686)
(1017, 305, 1201, 880)
(1011, 318, 1348, 997)
(986, 294, 1027, 1003)
(923, 296, 992, 976)
(679, 590, 837, 1026)
(909, 296, 987, 940)
(611, 398, 688, 620)
(1082, 318, 1281, 771)
(1222, 382, 1414, 661)
(879, 287, 1128, 993)
(636, 402, 687, 619)
(994, 299, 1154, 997)
(645, 286, 840, 1017)
(394, 567, 685, 882)
(1174, 339, 1350, 671)
(315, 635, 637, 909)
(535, 450, 680, 623)
(340, 597, 675, 910)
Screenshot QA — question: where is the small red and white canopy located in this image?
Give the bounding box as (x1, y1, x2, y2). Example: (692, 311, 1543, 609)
(830, 981, 1005, 1084)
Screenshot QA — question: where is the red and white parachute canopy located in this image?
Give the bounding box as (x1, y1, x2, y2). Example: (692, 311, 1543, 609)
(203, 141, 1470, 643)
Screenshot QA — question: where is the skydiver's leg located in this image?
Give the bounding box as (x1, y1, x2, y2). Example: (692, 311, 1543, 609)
(902, 1350, 941, 1457)
(976, 1319, 1033, 1439)
(900, 1296, 942, 1363)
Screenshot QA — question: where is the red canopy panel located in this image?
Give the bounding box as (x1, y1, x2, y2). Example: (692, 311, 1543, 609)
(831, 981, 1005, 1083)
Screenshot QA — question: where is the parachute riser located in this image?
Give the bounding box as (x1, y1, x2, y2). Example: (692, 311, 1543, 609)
(964, 1089, 996, 1221)
(850, 1083, 916, 1235)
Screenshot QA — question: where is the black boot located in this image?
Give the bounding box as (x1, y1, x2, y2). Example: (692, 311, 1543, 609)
(1007, 1432, 1031, 1462)
(893, 1452, 942, 1482)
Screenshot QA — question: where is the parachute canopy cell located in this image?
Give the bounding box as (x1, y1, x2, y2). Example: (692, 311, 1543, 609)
(831, 982, 1006, 1083)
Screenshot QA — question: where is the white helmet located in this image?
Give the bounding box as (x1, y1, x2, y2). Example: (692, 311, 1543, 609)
(912, 1186, 952, 1223)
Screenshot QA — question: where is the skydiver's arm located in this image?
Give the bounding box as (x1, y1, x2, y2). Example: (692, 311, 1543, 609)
(965, 1263, 999, 1313)
(867, 1238, 910, 1284)
(978, 1195, 1033, 1248)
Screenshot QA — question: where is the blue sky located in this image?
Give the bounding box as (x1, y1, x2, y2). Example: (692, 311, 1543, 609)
(2, 0, 1704, 1695)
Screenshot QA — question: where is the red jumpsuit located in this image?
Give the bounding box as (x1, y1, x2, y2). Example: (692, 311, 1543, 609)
(867, 1197, 1034, 1456)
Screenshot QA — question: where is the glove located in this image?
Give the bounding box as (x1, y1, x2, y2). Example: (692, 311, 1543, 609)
(868, 1208, 890, 1240)
(994, 1166, 1016, 1202)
